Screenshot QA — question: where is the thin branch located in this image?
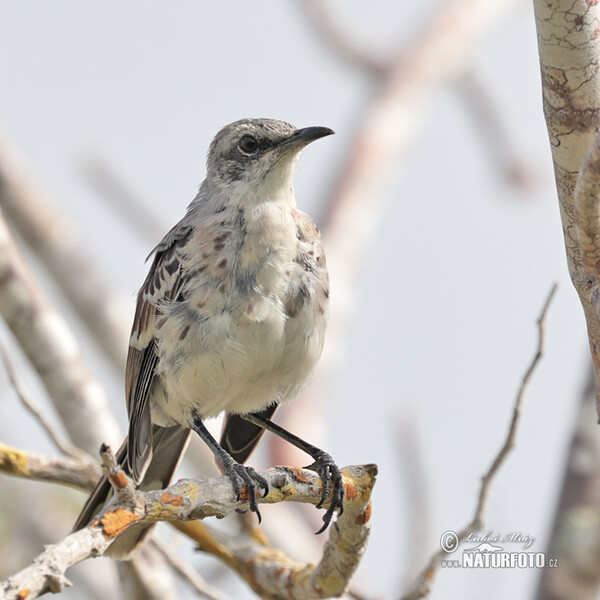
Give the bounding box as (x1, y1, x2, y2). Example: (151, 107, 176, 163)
(0, 340, 93, 463)
(152, 538, 233, 600)
(0, 462, 377, 600)
(0, 441, 100, 490)
(0, 206, 121, 453)
(401, 282, 558, 600)
(99, 442, 141, 508)
(0, 129, 130, 370)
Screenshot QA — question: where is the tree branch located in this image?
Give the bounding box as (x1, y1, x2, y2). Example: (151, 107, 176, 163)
(0, 340, 93, 463)
(0, 129, 130, 370)
(533, 0, 600, 412)
(0, 462, 377, 600)
(401, 283, 557, 599)
(0, 206, 121, 453)
(0, 441, 100, 490)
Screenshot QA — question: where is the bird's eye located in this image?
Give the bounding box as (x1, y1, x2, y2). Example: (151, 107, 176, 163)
(238, 135, 258, 154)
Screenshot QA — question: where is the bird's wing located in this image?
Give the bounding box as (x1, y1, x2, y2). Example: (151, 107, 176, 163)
(126, 222, 192, 484)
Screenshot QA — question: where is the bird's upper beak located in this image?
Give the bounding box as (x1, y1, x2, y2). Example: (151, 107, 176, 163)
(275, 126, 335, 152)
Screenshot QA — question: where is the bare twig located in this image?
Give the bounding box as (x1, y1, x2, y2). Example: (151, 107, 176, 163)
(0, 441, 100, 490)
(0, 340, 93, 463)
(99, 443, 141, 510)
(0, 206, 121, 453)
(0, 464, 377, 600)
(0, 129, 130, 370)
(401, 283, 558, 600)
(152, 538, 233, 600)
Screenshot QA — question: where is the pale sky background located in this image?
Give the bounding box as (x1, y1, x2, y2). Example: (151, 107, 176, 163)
(0, 2, 590, 599)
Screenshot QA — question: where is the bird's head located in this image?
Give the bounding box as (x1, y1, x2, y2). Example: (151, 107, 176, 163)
(205, 118, 334, 199)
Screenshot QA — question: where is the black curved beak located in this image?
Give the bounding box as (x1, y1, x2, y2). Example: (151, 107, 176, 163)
(277, 126, 335, 151)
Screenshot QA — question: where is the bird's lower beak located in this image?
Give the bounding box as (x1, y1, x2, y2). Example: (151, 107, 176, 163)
(276, 126, 335, 152)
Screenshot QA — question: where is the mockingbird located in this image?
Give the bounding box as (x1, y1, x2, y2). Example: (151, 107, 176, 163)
(74, 118, 343, 557)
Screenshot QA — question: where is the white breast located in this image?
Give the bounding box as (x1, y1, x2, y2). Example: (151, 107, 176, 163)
(149, 200, 328, 427)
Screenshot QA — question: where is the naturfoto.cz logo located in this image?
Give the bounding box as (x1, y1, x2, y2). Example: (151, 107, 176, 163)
(439, 530, 558, 569)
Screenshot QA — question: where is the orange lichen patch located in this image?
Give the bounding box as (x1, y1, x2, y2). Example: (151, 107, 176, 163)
(355, 501, 372, 525)
(345, 480, 358, 501)
(160, 491, 184, 506)
(238, 485, 250, 503)
(97, 508, 140, 538)
(108, 472, 128, 489)
(17, 589, 29, 599)
(287, 466, 308, 483)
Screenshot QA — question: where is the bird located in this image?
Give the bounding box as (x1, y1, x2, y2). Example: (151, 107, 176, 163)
(74, 118, 344, 557)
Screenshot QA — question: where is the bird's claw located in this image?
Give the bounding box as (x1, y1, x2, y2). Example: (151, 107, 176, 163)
(225, 463, 269, 523)
(305, 451, 344, 534)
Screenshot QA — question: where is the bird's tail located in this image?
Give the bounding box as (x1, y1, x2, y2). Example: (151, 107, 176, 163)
(73, 425, 190, 559)
(220, 404, 278, 465)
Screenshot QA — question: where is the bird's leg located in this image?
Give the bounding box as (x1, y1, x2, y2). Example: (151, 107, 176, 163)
(242, 412, 344, 533)
(191, 415, 269, 521)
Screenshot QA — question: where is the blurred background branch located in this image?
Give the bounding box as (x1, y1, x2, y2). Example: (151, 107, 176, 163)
(0, 133, 131, 371)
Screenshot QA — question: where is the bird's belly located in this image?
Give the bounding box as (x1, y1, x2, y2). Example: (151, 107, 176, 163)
(150, 302, 307, 426)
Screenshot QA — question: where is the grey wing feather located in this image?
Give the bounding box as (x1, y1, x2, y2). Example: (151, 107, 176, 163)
(126, 345, 157, 483)
(126, 222, 192, 484)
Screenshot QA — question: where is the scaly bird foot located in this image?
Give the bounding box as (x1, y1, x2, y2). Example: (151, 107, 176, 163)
(224, 461, 269, 522)
(305, 451, 344, 534)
